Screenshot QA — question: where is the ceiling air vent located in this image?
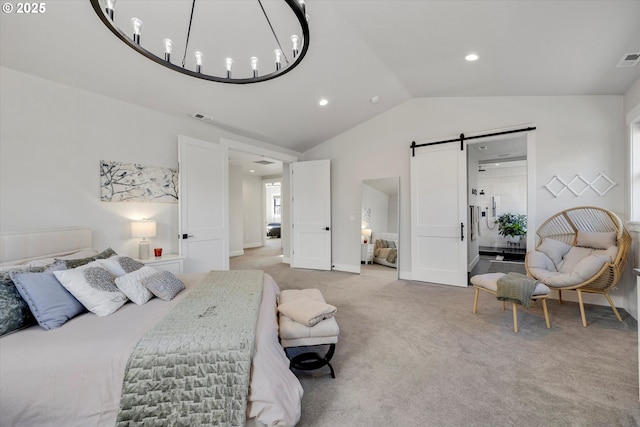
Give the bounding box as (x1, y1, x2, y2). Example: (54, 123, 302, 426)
(254, 160, 275, 165)
(617, 53, 640, 68)
(191, 113, 214, 123)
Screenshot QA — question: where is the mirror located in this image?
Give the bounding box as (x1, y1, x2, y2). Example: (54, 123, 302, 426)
(360, 177, 399, 279)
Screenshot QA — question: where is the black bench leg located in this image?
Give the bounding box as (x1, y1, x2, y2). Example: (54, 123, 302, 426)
(285, 344, 336, 378)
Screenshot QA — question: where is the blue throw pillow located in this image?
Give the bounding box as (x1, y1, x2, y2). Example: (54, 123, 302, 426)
(0, 266, 46, 336)
(10, 263, 86, 330)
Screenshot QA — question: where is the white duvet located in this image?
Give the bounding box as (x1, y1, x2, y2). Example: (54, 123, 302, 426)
(0, 272, 303, 427)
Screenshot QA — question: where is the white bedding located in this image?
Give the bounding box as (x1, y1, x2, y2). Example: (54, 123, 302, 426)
(0, 272, 303, 426)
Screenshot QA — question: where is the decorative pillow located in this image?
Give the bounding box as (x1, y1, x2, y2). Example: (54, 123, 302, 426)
(0, 266, 46, 336)
(558, 246, 593, 274)
(383, 240, 396, 249)
(543, 254, 609, 288)
(115, 266, 157, 305)
(58, 247, 117, 269)
(142, 270, 185, 301)
(54, 266, 127, 316)
(576, 230, 617, 250)
(537, 238, 571, 268)
(278, 297, 337, 327)
(98, 255, 144, 277)
(10, 263, 86, 330)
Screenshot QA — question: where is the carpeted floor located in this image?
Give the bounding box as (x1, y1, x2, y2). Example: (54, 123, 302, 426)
(232, 247, 640, 426)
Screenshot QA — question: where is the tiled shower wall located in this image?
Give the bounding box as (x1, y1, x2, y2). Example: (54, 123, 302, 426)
(476, 160, 527, 248)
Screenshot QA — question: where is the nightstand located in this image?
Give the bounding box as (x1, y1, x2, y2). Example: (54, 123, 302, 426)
(135, 254, 184, 275)
(361, 243, 374, 264)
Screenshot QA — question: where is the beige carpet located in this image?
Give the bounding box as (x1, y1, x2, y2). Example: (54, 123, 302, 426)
(232, 247, 640, 426)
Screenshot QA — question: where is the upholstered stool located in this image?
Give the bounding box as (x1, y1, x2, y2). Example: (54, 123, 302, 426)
(278, 289, 339, 378)
(471, 272, 551, 333)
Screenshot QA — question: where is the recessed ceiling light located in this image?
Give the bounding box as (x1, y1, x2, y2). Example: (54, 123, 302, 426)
(318, 98, 329, 106)
(465, 53, 479, 61)
(369, 96, 380, 104)
(249, 169, 255, 173)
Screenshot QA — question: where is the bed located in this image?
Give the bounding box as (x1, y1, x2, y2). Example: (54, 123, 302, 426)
(371, 232, 398, 268)
(0, 228, 303, 427)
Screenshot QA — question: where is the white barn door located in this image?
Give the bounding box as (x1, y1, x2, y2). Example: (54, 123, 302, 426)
(178, 135, 229, 273)
(291, 159, 331, 270)
(410, 142, 467, 286)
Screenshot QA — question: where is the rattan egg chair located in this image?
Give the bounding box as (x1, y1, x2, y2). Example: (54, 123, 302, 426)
(525, 206, 631, 327)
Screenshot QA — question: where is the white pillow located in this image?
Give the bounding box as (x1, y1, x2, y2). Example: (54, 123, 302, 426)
(54, 265, 128, 316)
(576, 230, 616, 250)
(558, 246, 593, 274)
(115, 266, 157, 305)
(537, 238, 571, 268)
(98, 255, 144, 277)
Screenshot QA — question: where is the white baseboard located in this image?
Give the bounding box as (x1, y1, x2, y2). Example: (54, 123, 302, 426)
(333, 264, 360, 274)
(282, 257, 290, 264)
(230, 250, 245, 257)
(468, 254, 479, 271)
(243, 242, 262, 249)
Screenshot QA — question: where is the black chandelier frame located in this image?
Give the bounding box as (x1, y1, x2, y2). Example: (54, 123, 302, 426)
(89, 0, 310, 84)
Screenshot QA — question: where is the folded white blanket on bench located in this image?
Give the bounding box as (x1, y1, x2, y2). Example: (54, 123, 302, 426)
(278, 297, 337, 327)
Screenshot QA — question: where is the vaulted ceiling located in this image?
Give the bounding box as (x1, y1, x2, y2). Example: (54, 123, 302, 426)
(2, 1, 639, 154)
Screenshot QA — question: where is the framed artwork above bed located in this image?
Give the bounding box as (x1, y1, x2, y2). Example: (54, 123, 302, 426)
(100, 160, 178, 202)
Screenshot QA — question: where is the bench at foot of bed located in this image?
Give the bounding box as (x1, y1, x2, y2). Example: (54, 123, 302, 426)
(278, 289, 339, 378)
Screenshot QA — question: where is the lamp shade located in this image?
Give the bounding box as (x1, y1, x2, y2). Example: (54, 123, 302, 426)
(131, 220, 156, 238)
(362, 228, 372, 238)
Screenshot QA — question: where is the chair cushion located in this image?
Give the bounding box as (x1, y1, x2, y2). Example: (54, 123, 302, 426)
(542, 254, 609, 288)
(537, 238, 571, 268)
(576, 230, 616, 250)
(470, 273, 550, 296)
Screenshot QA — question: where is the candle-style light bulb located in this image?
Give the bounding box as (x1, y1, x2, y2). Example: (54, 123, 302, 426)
(194, 51, 203, 73)
(131, 17, 143, 44)
(250, 56, 259, 78)
(225, 57, 233, 78)
(274, 49, 282, 71)
(163, 39, 173, 62)
(291, 35, 299, 59)
(105, 0, 116, 20)
(298, 0, 305, 15)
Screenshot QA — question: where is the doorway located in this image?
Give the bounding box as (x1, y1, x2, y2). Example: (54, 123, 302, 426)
(467, 135, 528, 275)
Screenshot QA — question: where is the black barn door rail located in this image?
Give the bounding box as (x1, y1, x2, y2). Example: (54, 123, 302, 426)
(410, 126, 536, 157)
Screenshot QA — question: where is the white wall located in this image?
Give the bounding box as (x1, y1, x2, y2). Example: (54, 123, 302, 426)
(242, 174, 263, 248)
(303, 95, 628, 308)
(623, 76, 640, 320)
(0, 67, 296, 258)
(229, 164, 244, 256)
(477, 161, 528, 248)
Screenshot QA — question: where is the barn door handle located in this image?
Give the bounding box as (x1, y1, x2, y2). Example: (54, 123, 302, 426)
(182, 233, 195, 239)
(460, 223, 464, 241)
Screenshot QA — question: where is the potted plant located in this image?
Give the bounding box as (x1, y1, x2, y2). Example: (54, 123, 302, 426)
(496, 213, 527, 243)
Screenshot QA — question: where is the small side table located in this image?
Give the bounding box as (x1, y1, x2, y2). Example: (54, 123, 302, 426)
(134, 254, 184, 275)
(361, 243, 374, 264)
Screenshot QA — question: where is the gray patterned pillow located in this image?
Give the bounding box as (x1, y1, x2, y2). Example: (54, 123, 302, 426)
(53, 265, 127, 316)
(142, 270, 185, 301)
(0, 266, 46, 336)
(58, 247, 117, 269)
(98, 255, 144, 277)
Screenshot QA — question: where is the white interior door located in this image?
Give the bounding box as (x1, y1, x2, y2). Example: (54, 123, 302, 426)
(411, 142, 467, 286)
(291, 159, 331, 270)
(178, 135, 229, 273)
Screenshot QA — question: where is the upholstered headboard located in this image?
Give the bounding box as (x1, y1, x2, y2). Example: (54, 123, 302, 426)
(0, 227, 92, 266)
(371, 232, 398, 245)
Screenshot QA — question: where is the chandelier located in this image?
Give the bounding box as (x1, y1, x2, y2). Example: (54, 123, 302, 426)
(90, 0, 310, 84)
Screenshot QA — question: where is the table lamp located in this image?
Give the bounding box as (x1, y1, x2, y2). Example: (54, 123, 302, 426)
(362, 228, 372, 244)
(131, 219, 156, 259)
